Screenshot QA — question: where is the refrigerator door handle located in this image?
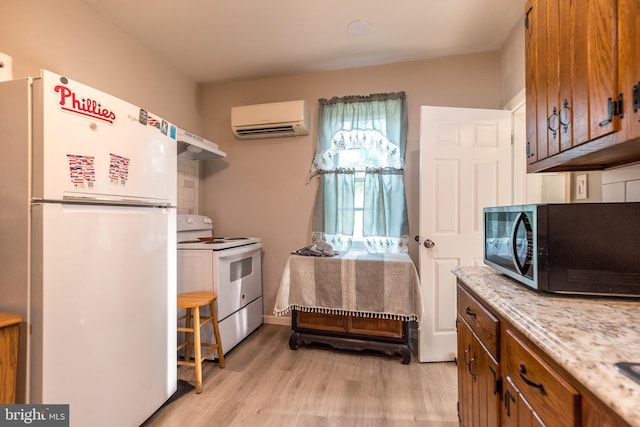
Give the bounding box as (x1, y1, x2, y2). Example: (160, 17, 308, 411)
(34, 194, 174, 208)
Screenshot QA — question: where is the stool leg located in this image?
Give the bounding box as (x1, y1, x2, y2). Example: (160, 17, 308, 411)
(193, 306, 203, 394)
(184, 308, 192, 363)
(209, 301, 225, 369)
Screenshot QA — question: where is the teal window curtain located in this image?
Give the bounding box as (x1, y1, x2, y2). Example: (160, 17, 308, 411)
(363, 167, 410, 253)
(310, 92, 409, 253)
(311, 169, 355, 252)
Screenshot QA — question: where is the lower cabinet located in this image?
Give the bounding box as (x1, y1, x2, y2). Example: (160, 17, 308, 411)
(457, 316, 500, 427)
(0, 313, 22, 404)
(503, 328, 580, 427)
(457, 318, 474, 425)
(503, 376, 545, 427)
(456, 281, 630, 427)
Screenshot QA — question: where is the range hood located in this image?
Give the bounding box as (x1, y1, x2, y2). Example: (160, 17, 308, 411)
(177, 128, 227, 160)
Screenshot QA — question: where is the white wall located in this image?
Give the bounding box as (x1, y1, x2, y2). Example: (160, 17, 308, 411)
(500, 17, 526, 107)
(0, 0, 202, 133)
(2, 0, 204, 214)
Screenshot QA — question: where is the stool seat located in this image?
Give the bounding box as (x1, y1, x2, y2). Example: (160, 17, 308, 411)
(178, 291, 216, 309)
(177, 291, 224, 393)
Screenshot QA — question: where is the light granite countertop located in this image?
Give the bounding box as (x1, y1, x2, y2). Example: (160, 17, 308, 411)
(452, 265, 640, 427)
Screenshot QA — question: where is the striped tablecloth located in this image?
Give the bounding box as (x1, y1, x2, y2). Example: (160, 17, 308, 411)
(274, 251, 423, 322)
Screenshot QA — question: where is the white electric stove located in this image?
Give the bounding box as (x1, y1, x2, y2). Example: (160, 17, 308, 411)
(177, 214, 263, 357)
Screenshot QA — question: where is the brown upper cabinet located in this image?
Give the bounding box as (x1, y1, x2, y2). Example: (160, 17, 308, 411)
(525, 0, 640, 173)
(618, 0, 640, 144)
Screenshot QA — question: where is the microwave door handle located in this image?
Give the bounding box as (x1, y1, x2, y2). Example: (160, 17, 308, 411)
(511, 212, 532, 275)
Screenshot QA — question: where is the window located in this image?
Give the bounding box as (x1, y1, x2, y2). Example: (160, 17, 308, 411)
(309, 92, 409, 253)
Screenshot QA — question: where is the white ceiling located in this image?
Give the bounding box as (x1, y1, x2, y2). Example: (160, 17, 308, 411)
(80, 0, 526, 84)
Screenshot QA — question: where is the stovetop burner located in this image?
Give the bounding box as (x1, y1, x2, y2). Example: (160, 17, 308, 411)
(177, 237, 261, 251)
(177, 214, 261, 251)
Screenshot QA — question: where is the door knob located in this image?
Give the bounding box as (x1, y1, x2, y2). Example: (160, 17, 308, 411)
(423, 239, 435, 249)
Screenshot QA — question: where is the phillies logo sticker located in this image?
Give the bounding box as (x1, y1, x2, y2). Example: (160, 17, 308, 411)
(54, 84, 116, 124)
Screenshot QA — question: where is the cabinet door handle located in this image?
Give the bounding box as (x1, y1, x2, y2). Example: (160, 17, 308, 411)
(519, 364, 547, 395)
(465, 307, 477, 319)
(547, 106, 559, 139)
(468, 354, 477, 377)
(559, 99, 571, 133)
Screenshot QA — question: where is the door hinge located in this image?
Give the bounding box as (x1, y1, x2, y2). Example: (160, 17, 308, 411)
(490, 365, 502, 395)
(504, 389, 516, 417)
(598, 93, 624, 126)
(526, 140, 535, 158)
(633, 82, 640, 114)
(524, 6, 533, 29)
(617, 93, 624, 119)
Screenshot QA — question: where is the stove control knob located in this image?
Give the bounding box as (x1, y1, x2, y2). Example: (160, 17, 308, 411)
(186, 217, 193, 224)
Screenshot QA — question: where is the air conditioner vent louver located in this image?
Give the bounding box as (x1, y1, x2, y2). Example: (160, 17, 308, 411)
(235, 125, 295, 136)
(231, 100, 309, 139)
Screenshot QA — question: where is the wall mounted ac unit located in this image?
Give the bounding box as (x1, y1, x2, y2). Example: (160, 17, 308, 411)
(231, 100, 310, 139)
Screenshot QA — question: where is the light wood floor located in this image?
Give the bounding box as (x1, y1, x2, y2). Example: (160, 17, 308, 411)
(143, 324, 458, 427)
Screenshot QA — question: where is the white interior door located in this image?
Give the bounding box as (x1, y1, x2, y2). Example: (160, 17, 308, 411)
(418, 106, 512, 362)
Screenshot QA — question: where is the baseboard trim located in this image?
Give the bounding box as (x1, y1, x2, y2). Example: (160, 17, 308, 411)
(263, 314, 290, 326)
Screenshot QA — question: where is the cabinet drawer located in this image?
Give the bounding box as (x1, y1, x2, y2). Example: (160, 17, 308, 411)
(348, 317, 403, 338)
(457, 285, 499, 360)
(296, 311, 347, 332)
(296, 311, 404, 338)
(504, 328, 580, 427)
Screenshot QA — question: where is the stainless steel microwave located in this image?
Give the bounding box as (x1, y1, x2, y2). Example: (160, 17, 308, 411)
(483, 203, 640, 297)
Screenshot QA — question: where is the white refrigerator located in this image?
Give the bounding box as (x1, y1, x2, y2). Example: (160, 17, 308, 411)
(0, 70, 177, 426)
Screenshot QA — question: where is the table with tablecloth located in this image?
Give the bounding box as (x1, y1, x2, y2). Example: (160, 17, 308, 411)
(274, 251, 423, 363)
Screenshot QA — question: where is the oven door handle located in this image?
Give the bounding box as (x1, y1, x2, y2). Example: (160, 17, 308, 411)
(214, 243, 263, 259)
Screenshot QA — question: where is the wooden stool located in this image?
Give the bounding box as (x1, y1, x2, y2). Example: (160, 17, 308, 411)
(177, 291, 225, 393)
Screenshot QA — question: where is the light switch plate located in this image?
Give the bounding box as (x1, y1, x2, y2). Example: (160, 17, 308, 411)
(576, 174, 588, 200)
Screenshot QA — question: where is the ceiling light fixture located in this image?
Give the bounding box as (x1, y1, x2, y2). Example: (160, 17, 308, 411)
(348, 20, 370, 36)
